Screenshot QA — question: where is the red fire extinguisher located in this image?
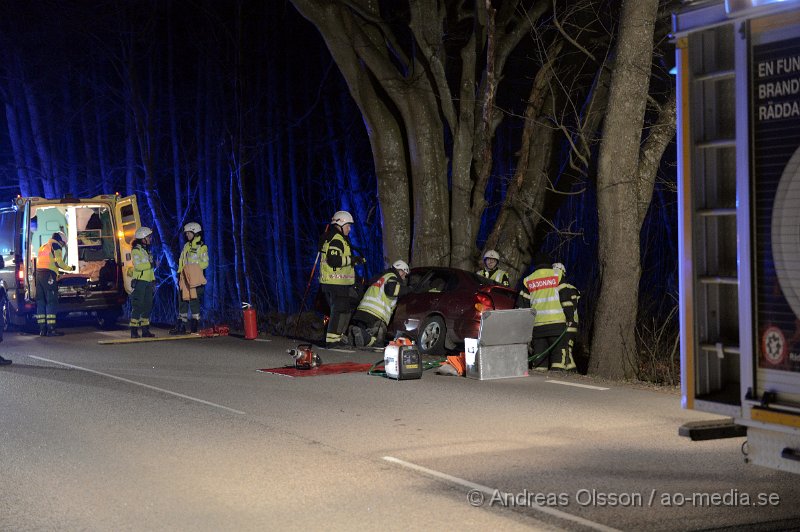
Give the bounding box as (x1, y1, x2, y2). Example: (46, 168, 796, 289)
(242, 302, 258, 340)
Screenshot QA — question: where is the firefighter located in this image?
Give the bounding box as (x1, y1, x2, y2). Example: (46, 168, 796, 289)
(516, 254, 568, 370)
(553, 262, 579, 371)
(35, 231, 75, 336)
(170, 222, 208, 335)
(477, 249, 509, 287)
(129, 226, 156, 339)
(350, 260, 411, 348)
(319, 210, 364, 348)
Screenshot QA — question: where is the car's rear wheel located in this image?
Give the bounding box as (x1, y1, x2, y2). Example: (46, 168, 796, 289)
(418, 315, 446, 355)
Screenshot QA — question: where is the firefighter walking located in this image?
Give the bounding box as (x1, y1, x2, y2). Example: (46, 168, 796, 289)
(319, 210, 363, 348)
(477, 249, 509, 287)
(170, 222, 208, 335)
(129, 226, 156, 339)
(553, 262, 579, 371)
(35, 231, 74, 336)
(349, 260, 410, 348)
(517, 255, 569, 370)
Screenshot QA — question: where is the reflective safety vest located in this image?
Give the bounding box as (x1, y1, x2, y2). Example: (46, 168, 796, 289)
(320, 232, 355, 286)
(131, 245, 155, 282)
(357, 272, 399, 324)
(178, 236, 209, 273)
(477, 267, 509, 286)
(37, 239, 70, 274)
(521, 268, 566, 327)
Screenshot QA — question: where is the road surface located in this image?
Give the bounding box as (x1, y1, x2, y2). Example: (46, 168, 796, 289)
(1, 324, 799, 531)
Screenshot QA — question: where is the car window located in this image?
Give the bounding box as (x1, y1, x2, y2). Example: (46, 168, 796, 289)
(410, 270, 454, 293)
(471, 272, 499, 287)
(0, 209, 16, 255)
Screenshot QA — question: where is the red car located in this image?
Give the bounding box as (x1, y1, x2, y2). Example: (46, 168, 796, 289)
(387, 267, 517, 354)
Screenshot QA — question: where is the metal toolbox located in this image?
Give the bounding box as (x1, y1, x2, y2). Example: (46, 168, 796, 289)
(465, 308, 535, 380)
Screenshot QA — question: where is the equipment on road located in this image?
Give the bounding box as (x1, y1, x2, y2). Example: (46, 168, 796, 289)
(382, 337, 422, 380)
(98, 333, 199, 344)
(288, 344, 322, 370)
(258, 361, 372, 378)
(242, 302, 258, 340)
(198, 325, 229, 338)
(465, 308, 533, 380)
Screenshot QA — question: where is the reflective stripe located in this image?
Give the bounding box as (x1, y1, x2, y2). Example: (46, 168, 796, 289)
(522, 268, 566, 326)
(357, 272, 398, 323)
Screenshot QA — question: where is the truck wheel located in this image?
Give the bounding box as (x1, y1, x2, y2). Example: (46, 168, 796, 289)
(418, 315, 446, 355)
(96, 309, 121, 330)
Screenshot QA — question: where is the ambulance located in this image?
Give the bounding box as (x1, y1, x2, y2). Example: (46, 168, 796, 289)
(674, 0, 800, 473)
(0, 194, 140, 329)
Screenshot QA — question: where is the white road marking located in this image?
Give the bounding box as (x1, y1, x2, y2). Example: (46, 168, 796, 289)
(382, 456, 620, 532)
(253, 338, 272, 342)
(327, 348, 355, 353)
(28, 355, 246, 415)
(547, 380, 609, 391)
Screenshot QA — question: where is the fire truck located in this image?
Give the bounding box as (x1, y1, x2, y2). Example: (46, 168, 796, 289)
(674, 0, 800, 473)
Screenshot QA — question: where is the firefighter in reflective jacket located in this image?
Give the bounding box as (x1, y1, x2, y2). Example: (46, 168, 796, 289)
(477, 249, 509, 287)
(319, 210, 364, 347)
(553, 262, 579, 371)
(170, 222, 208, 335)
(129, 226, 156, 339)
(350, 260, 410, 348)
(35, 231, 75, 336)
(517, 255, 568, 369)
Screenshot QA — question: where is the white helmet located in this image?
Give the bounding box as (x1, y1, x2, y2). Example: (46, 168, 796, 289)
(392, 260, 410, 275)
(483, 250, 500, 261)
(331, 210, 354, 227)
(134, 226, 153, 240)
(552, 262, 566, 275)
(52, 231, 67, 243)
(183, 222, 202, 234)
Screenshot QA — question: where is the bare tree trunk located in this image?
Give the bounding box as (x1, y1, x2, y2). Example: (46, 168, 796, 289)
(22, 80, 56, 197)
(591, 0, 659, 379)
(4, 98, 34, 196)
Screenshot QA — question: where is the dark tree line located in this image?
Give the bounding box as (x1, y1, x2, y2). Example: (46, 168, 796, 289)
(0, 0, 383, 322)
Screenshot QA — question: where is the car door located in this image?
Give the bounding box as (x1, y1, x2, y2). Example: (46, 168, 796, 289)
(113, 195, 140, 294)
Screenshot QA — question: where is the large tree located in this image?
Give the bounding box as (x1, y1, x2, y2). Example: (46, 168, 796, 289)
(290, 0, 550, 268)
(591, 0, 676, 378)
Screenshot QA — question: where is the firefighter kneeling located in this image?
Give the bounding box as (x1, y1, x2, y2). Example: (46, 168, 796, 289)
(349, 260, 410, 348)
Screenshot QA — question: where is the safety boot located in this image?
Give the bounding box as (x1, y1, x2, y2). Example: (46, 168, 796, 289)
(141, 327, 155, 338)
(169, 321, 186, 335)
(190, 319, 199, 334)
(39, 325, 47, 337)
(130, 327, 140, 339)
(0, 355, 11, 366)
(46, 326, 64, 337)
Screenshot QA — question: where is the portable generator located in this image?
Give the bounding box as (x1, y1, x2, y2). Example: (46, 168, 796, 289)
(288, 344, 322, 370)
(383, 338, 422, 380)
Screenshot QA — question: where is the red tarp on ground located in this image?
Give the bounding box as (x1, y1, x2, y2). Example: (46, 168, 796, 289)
(257, 362, 374, 377)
